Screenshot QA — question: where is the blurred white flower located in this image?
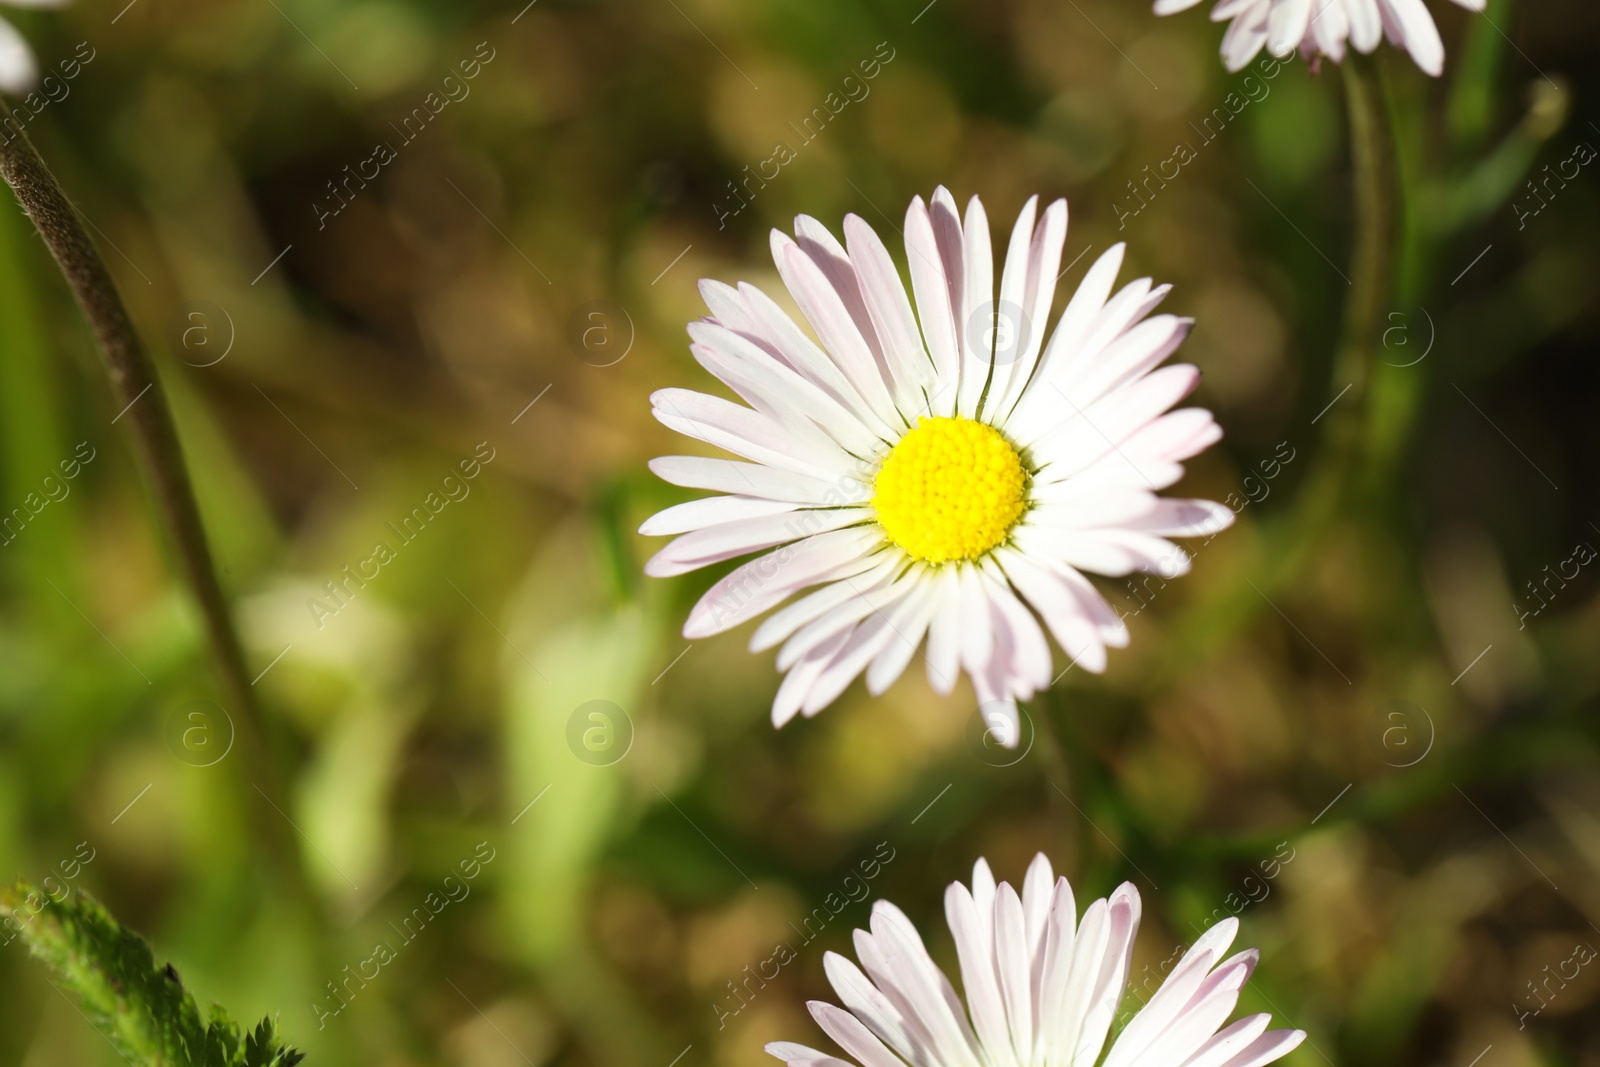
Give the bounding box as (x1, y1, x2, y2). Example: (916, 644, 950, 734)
(1154, 0, 1486, 76)
(642, 188, 1232, 742)
(0, 0, 68, 95)
(767, 854, 1306, 1067)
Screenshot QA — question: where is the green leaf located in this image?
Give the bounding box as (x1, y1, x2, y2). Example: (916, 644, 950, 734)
(0, 880, 305, 1066)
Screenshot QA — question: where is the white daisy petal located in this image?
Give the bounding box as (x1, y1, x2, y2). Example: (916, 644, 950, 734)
(1028, 492, 1161, 530)
(1379, 0, 1445, 74)
(1129, 954, 1257, 1067)
(793, 215, 889, 371)
(904, 195, 963, 412)
(1220, 3, 1271, 70)
(0, 15, 39, 94)
(823, 952, 918, 1061)
(868, 903, 984, 1067)
(845, 213, 937, 407)
(644, 507, 869, 578)
(775, 857, 1304, 1067)
(995, 199, 1070, 421)
(688, 323, 889, 457)
(1008, 244, 1127, 442)
(956, 563, 995, 676)
(682, 528, 883, 639)
(1157, 0, 1474, 73)
(994, 883, 1035, 1063)
(995, 549, 1111, 673)
(645, 191, 1231, 728)
(1266, 0, 1312, 55)
(952, 195, 995, 418)
(775, 575, 898, 675)
(1344, 0, 1384, 48)
(924, 566, 964, 695)
(649, 456, 841, 505)
(774, 233, 903, 430)
(1309, 0, 1351, 59)
(1072, 884, 1143, 1067)
(1036, 876, 1080, 1064)
(638, 495, 801, 537)
(751, 553, 901, 653)
(1050, 562, 1132, 648)
(1049, 277, 1159, 406)
(983, 194, 1039, 423)
(651, 388, 848, 480)
(978, 561, 1053, 692)
(1021, 853, 1056, 948)
(1066, 316, 1195, 413)
(1016, 527, 1189, 580)
(1211, 0, 1261, 18)
(771, 627, 851, 728)
(808, 1002, 911, 1067)
(1206, 1028, 1308, 1067)
(945, 882, 1013, 1062)
(766, 1041, 855, 1067)
(1182, 1016, 1274, 1067)
(1032, 365, 1201, 483)
(737, 281, 903, 440)
(865, 578, 936, 696)
(800, 577, 926, 714)
(970, 857, 998, 926)
(1123, 499, 1236, 538)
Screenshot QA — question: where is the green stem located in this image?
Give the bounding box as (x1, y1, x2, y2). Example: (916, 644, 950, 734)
(1298, 49, 1399, 533)
(1335, 50, 1398, 416)
(0, 99, 304, 895)
(1138, 51, 1402, 691)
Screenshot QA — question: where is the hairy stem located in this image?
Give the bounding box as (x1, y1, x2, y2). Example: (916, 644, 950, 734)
(1281, 52, 1398, 556)
(0, 98, 303, 888)
(1142, 51, 1402, 691)
(1335, 49, 1398, 414)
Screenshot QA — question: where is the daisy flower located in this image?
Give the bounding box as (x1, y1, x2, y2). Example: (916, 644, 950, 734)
(642, 189, 1232, 742)
(1153, 0, 1485, 76)
(767, 853, 1306, 1067)
(0, 0, 67, 95)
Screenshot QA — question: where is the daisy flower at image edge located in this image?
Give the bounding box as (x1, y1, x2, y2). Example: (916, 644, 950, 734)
(1153, 0, 1486, 76)
(641, 188, 1233, 743)
(767, 854, 1307, 1067)
(0, 0, 68, 95)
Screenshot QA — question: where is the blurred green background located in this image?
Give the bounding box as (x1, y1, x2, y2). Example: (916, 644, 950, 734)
(0, 0, 1598, 1064)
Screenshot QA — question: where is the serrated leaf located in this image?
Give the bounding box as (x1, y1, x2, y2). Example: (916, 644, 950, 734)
(0, 881, 305, 1066)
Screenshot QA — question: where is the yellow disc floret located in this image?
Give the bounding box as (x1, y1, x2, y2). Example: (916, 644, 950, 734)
(872, 417, 1028, 564)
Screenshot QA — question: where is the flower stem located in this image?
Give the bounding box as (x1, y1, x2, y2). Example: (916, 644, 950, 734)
(1139, 52, 1403, 690)
(1329, 50, 1398, 476)
(1264, 51, 1399, 567)
(0, 99, 303, 888)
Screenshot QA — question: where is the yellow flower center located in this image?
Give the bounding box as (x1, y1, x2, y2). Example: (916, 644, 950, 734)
(872, 417, 1028, 564)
